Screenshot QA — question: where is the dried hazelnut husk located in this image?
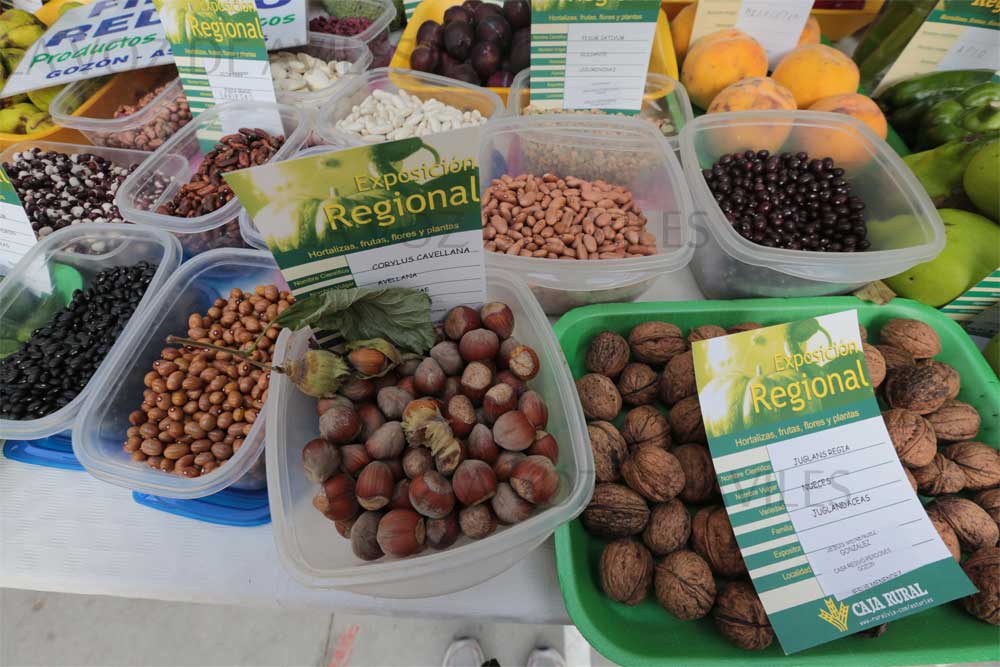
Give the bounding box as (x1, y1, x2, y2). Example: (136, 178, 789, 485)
(643, 498, 691, 556)
(659, 351, 696, 405)
(961, 546, 1000, 625)
(918, 359, 960, 400)
(576, 373, 623, 422)
(882, 408, 937, 468)
(620, 405, 671, 450)
(622, 446, 685, 502)
(628, 322, 686, 365)
(714, 580, 774, 651)
(880, 318, 941, 359)
(491, 481, 534, 524)
(588, 421, 629, 482)
(885, 364, 950, 415)
(582, 483, 650, 539)
(586, 331, 631, 379)
(941, 441, 1000, 490)
(655, 549, 716, 620)
(926, 400, 981, 443)
(728, 322, 762, 334)
(459, 504, 498, 539)
(929, 514, 961, 562)
(350, 511, 385, 561)
(692, 505, 746, 577)
(912, 453, 966, 496)
(599, 538, 654, 606)
(617, 363, 659, 406)
(688, 325, 727, 343)
(876, 345, 915, 373)
(672, 443, 718, 504)
(973, 489, 1000, 533)
(927, 496, 999, 552)
(669, 396, 707, 444)
(862, 343, 886, 388)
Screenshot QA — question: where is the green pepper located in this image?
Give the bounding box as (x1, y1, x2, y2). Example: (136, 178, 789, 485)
(878, 69, 995, 111)
(919, 82, 1000, 149)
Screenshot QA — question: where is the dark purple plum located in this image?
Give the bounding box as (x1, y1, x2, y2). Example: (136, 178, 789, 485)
(500, 58, 511, 72)
(487, 70, 514, 87)
(512, 27, 530, 45)
(503, 0, 530, 29)
(509, 39, 529, 72)
(410, 44, 441, 73)
(443, 20, 475, 59)
(443, 5, 474, 25)
(462, 0, 482, 9)
(444, 62, 480, 85)
(473, 2, 503, 24)
(470, 40, 501, 79)
(416, 20, 444, 48)
(437, 50, 461, 73)
(476, 14, 511, 49)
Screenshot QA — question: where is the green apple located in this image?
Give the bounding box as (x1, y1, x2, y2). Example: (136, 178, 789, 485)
(885, 208, 1000, 307)
(963, 139, 999, 222)
(985, 334, 999, 378)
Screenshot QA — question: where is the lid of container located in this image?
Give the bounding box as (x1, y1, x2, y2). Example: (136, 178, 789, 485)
(132, 487, 271, 526)
(3, 433, 84, 471)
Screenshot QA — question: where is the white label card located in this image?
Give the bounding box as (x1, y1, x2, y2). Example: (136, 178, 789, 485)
(735, 0, 812, 69)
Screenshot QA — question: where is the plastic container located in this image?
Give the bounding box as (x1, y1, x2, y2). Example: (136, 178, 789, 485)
(507, 69, 693, 152)
(0, 223, 181, 442)
(72, 248, 284, 499)
(314, 67, 504, 146)
(266, 268, 592, 597)
(553, 296, 1000, 666)
(115, 101, 310, 257)
(478, 115, 695, 316)
(270, 33, 373, 109)
(308, 0, 396, 67)
(679, 111, 945, 300)
(812, 0, 885, 41)
(49, 66, 192, 151)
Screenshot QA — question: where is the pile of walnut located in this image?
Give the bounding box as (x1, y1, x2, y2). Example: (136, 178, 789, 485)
(302, 302, 560, 561)
(577, 317, 999, 652)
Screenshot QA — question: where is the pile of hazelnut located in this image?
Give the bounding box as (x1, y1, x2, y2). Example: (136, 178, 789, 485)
(301, 302, 561, 561)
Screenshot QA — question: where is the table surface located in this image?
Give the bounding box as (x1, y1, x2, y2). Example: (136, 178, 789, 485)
(0, 270, 705, 624)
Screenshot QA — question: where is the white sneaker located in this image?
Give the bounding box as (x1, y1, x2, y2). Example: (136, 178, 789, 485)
(443, 638, 487, 667)
(526, 648, 566, 667)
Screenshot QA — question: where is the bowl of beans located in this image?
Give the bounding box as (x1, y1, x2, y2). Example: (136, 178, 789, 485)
(308, 0, 396, 67)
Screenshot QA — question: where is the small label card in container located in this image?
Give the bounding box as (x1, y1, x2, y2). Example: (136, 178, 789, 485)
(0, 166, 37, 275)
(692, 310, 976, 655)
(690, 0, 813, 68)
(224, 127, 487, 319)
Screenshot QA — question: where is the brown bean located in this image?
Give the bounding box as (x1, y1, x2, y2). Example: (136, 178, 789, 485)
(141, 439, 163, 456)
(211, 442, 233, 460)
(191, 439, 212, 454)
(163, 443, 190, 460)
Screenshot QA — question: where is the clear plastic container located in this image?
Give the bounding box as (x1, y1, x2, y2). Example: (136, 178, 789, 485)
(49, 66, 192, 151)
(678, 111, 946, 299)
(0, 223, 181, 442)
(308, 0, 396, 67)
(314, 68, 504, 146)
(478, 115, 695, 316)
(507, 69, 694, 152)
(72, 248, 285, 499)
(270, 33, 373, 109)
(266, 268, 592, 597)
(115, 101, 310, 257)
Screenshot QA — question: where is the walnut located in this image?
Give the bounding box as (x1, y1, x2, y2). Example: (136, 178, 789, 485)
(586, 331, 631, 379)
(672, 443, 718, 504)
(858, 323, 868, 342)
(599, 538, 653, 606)
(582, 483, 650, 539)
(974, 489, 1000, 533)
(659, 351, 697, 405)
(576, 373, 622, 421)
(905, 467, 918, 493)
(669, 395, 707, 444)
(854, 623, 888, 639)
(688, 324, 727, 343)
(880, 318, 942, 359)
(961, 546, 1000, 625)
(617, 363, 659, 406)
(885, 364, 950, 415)
(588, 421, 629, 483)
(620, 405, 671, 450)
(918, 359, 960, 399)
(876, 345, 915, 373)
(654, 550, 716, 620)
(714, 580, 774, 651)
(863, 343, 886, 388)
(926, 400, 981, 443)
(882, 409, 937, 468)
(912, 453, 966, 496)
(643, 498, 691, 556)
(621, 446, 685, 502)
(927, 496, 999, 552)
(692, 505, 746, 577)
(941, 441, 1000, 490)
(930, 514, 961, 561)
(628, 321, 686, 365)
(727, 322, 762, 334)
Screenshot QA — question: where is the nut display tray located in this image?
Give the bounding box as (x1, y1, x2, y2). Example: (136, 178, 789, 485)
(552, 297, 999, 667)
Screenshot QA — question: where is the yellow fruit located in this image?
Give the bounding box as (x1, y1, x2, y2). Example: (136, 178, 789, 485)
(671, 3, 696, 63)
(772, 44, 859, 109)
(808, 93, 887, 140)
(706, 77, 797, 153)
(681, 28, 768, 109)
(963, 139, 999, 221)
(797, 16, 820, 46)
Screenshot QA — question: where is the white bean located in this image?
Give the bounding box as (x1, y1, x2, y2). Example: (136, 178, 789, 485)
(334, 89, 486, 140)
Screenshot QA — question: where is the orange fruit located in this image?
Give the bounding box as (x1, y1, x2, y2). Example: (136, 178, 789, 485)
(707, 78, 796, 154)
(797, 16, 821, 46)
(809, 93, 888, 140)
(772, 44, 860, 109)
(681, 29, 769, 109)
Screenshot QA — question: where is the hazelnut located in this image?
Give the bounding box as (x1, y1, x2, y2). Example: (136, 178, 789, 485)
(673, 443, 718, 504)
(397, 376, 417, 396)
(511, 455, 560, 505)
(319, 404, 362, 445)
(435, 439, 466, 477)
(655, 550, 716, 620)
(491, 482, 534, 524)
(927, 496, 999, 552)
(576, 373, 623, 422)
(357, 402, 386, 440)
(459, 504, 498, 539)
(876, 344, 915, 373)
(919, 359, 960, 399)
(317, 396, 352, 415)
(493, 451, 526, 482)
(628, 322, 686, 364)
(365, 421, 405, 460)
(494, 370, 527, 395)
(588, 421, 629, 482)
(863, 343, 886, 388)
(586, 331, 630, 378)
(444, 305, 481, 341)
(692, 505, 746, 577)
(527, 430, 559, 464)
(302, 438, 341, 484)
(340, 378, 376, 402)
(727, 322, 762, 334)
(599, 538, 653, 606)
(929, 514, 961, 562)
(335, 517, 355, 538)
(493, 410, 536, 451)
(426, 513, 461, 549)
(622, 446, 685, 502)
(497, 337, 521, 370)
(688, 324, 727, 343)
(973, 489, 1000, 532)
(481, 302, 514, 339)
(880, 318, 941, 359)
(340, 444, 372, 476)
(714, 580, 774, 651)
(318, 473, 359, 522)
(459, 328, 500, 363)
(453, 459, 498, 506)
(912, 453, 966, 496)
(430, 341, 464, 376)
(414, 358, 446, 397)
(442, 376, 461, 403)
(460, 361, 493, 403)
(386, 458, 404, 481)
(402, 447, 433, 480)
(617, 363, 659, 406)
(581, 483, 650, 539)
(943, 441, 1000, 490)
(409, 470, 456, 519)
(377, 386, 414, 420)
(885, 364, 951, 415)
(508, 344, 541, 381)
(643, 498, 691, 556)
(483, 383, 518, 423)
(390, 479, 413, 511)
(373, 371, 400, 391)
(376, 509, 426, 557)
(356, 461, 395, 511)
(350, 511, 384, 561)
(882, 409, 937, 468)
(445, 394, 477, 438)
(668, 396, 707, 444)
(468, 423, 500, 464)
(620, 406, 671, 450)
(926, 400, 981, 443)
(660, 351, 696, 405)
(961, 547, 1000, 625)
(397, 357, 422, 377)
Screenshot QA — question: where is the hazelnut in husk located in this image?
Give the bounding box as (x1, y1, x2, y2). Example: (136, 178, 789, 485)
(882, 408, 936, 468)
(672, 443, 718, 504)
(714, 580, 774, 651)
(617, 363, 659, 406)
(879, 318, 942, 359)
(582, 483, 650, 539)
(599, 538, 654, 606)
(927, 496, 999, 552)
(622, 446, 685, 503)
(620, 405, 671, 450)
(628, 322, 686, 365)
(862, 343, 886, 388)
(588, 421, 629, 482)
(941, 441, 1000, 490)
(926, 400, 981, 443)
(961, 546, 1000, 625)
(693, 505, 746, 577)
(885, 364, 950, 415)
(643, 498, 691, 556)
(576, 373, 623, 421)
(688, 324, 727, 343)
(586, 331, 631, 379)
(660, 351, 696, 405)
(655, 549, 716, 620)
(912, 453, 966, 496)
(669, 396, 707, 444)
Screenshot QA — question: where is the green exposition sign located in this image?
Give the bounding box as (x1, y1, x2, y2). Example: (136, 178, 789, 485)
(692, 310, 976, 655)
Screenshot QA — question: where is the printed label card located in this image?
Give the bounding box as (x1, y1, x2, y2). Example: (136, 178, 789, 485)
(0, 166, 37, 275)
(690, 0, 812, 67)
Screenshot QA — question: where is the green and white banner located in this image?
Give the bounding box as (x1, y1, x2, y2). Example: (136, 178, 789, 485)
(693, 310, 976, 655)
(0, 166, 35, 274)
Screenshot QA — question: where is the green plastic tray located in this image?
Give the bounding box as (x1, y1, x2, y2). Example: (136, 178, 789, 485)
(553, 297, 1000, 666)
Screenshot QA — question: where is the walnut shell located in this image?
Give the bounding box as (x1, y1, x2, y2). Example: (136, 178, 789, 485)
(688, 325, 727, 343)
(582, 483, 650, 539)
(941, 441, 1000, 490)
(882, 409, 937, 468)
(587, 331, 631, 379)
(692, 505, 747, 578)
(655, 550, 716, 620)
(862, 343, 886, 388)
(643, 498, 691, 556)
(912, 453, 966, 496)
(905, 467, 918, 493)
(617, 363, 659, 406)
(974, 489, 1000, 534)
(727, 322, 763, 334)
(858, 323, 868, 342)
(669, 396, 707, 444)
(918, 359, 961, 400)
(961, 546, 1000, 625)
(672, 443, 718, 504)
(930, 514, 961, 561)
(885, 364, 951, 415)
(880, 318, 942, 359)
(576, 373, 623, 422)
(622, 446, 685, 502)
(876, 345, 915, 373)
(926, 400, 981, 443)
(620, 405, 671, 450)
(714, 580, 774, 651)
(628, 322, 686, 365)
(659, 351, 697, 405)
(599, 538, 653, 606)
(588, 421, 629, 483)
(927, 496, 999, 552)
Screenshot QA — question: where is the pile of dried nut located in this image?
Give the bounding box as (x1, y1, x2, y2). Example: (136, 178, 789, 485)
(302, 302, 560, 561)
(576, 316, 999, 651)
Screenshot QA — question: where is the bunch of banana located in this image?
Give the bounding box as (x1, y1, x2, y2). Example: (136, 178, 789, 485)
(0, 8, 58, 135)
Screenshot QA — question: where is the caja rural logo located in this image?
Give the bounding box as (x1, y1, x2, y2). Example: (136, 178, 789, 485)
(818, 597, 850, 632)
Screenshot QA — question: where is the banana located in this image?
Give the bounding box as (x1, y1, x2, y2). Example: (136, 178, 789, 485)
(27, 84, 63, 113)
